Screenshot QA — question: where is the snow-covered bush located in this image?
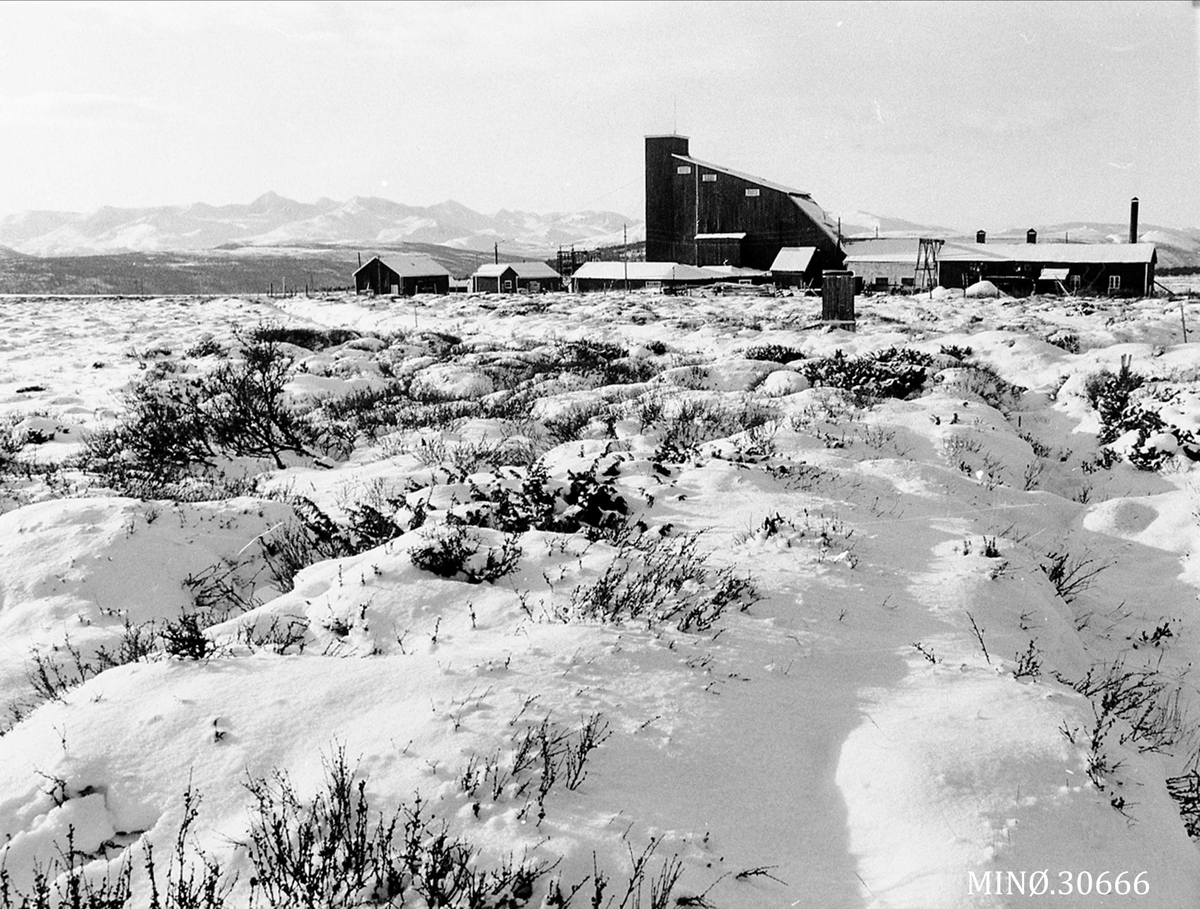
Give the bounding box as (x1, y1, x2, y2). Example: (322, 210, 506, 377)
(800, 347, 931, 401)
(83, 335, 321, 494)
(1085, 358, 1198, 470)
(409, 519, 522, 585)
(560, 531, 757, 631)
(651, 398, 778, 461)
(465, 459, 631, 539)
(159, 612, 215, 660)
(743, 343, 805, 363)
(249, 323, 361, 351)
(259, 496, 426, 593)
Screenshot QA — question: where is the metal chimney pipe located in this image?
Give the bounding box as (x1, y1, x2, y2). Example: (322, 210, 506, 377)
(1129, 197, 1139, 244)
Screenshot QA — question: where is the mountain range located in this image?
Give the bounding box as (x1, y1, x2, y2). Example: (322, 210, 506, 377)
(0, 194, 1196, 271)
(0, 192, 640, 258)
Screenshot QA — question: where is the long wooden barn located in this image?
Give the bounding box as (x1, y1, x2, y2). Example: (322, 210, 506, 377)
(938, 242, 1157, 297)
(645, 134, 845, 275)
(354, 255, 450, 296)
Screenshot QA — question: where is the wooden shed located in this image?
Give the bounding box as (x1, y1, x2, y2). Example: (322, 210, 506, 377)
(938, 243, 1157, 297)
(354, 255, 451, 296)
(769, 247, 820, 288)
(470, 262, 563, 294)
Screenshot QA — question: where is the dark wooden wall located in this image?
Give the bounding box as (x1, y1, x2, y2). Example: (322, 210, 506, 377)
(645, 136, 844, 273)
(939, 258, 1155, 297)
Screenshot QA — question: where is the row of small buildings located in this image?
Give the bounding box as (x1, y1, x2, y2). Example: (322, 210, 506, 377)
(356, 239, 1157, 298)
(354, 257, 564, 296)
(353, 255, 758, 296)
(353, 135, 1158, 298)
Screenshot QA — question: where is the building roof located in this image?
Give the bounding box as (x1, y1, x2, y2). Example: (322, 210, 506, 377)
(353, 255, 450, 278)
(672, 154, 841, 247)
(769, 247, 817, 272)
(939, 242, 1157, 265)
(842, 238, 922, 258)
(674, 154, 808, 197)
(571, 261, 717, 283)
(841, 238, 978, 264)
(472, 261, 561, 279)
(701, 265, 769, 278)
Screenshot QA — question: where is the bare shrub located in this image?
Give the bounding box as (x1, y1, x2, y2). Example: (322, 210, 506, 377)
(1040, 548, 1110, 604)
(560, 532, 758, 630)
(409, 520, 522, 585)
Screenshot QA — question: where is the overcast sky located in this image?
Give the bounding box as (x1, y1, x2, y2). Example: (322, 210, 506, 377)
(1, 0, 1197, 231)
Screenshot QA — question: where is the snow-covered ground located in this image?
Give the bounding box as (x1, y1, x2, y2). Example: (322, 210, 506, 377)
(1, 285, 1200, 907)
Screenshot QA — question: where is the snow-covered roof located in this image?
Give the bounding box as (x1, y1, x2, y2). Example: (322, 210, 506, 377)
(769, 247, 817, 272)
(791, 196, 842, 246)
(939, 242, 1157, 265)
(842, 238, 922, 259)
(674, 154, 808, 197)
(842, 239, 980, 264)
(472, 262, 561, 279)
(353, 255, 450, 278)
(695, 232, 747, 241)
(571, 261, 716, 282)
(701, 265, 769, 278)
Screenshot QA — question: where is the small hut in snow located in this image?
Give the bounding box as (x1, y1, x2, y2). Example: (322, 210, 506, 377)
(470, 262, 563, 294)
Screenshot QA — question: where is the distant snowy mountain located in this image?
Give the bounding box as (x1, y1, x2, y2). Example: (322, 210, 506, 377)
(0, 193, 642, 257)
(832, 211, 958, 239)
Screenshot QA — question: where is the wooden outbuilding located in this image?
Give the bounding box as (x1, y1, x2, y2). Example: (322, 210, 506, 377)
(769, 247, 820, 288)
(938, 243, 1157, 297)
(470, 262, 562, 293)
(354, 255, 450, 296)
(570, 261, 718, 293)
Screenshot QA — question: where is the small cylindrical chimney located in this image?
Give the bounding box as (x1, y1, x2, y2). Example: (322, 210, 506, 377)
(1026, 229, 1037, 244)
(976, 230, 986, 244)
(1130, 197, 1139, 244)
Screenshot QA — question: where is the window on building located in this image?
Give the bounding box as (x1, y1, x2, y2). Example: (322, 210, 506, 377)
(745, 188, 760, 197)
(502, 280, 513, 292)
(676, 165, 691, 175)
(1070, 275, 1082, 292)
(1108, 275, 1121, 293)
(702, 174, 717, 182)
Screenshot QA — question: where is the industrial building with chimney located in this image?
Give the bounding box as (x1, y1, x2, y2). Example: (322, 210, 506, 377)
(644, 135, 845, 280)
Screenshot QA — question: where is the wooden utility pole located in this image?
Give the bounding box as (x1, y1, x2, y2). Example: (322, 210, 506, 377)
(623, 223, 628, 293)
(494, 242, 498, 265)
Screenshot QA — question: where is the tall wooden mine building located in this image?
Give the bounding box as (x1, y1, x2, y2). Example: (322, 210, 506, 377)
(644, 134, 845, 275)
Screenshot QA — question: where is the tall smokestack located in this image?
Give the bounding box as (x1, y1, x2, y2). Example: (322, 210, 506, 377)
(1129, 197, 1139, 244)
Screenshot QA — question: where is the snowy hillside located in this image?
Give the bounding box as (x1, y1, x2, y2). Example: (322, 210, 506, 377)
(1, 286, 1200, 907)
